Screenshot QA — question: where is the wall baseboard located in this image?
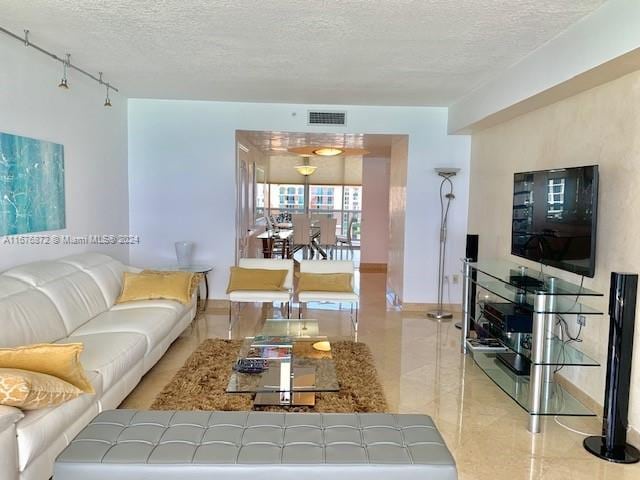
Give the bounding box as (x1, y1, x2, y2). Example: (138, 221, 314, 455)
(205, 299, 230, 309)
(359, 262, 387, 273)
(402, 302, 462, 313)
(556, 374, 640, 446)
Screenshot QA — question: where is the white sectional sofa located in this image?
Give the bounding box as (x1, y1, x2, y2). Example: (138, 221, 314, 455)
(0, 253, 197, 480)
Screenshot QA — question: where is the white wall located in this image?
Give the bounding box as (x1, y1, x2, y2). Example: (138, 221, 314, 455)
(128, 100, 470, 302)
(0, 35, 129, 269)
(361, 156, 390, 265)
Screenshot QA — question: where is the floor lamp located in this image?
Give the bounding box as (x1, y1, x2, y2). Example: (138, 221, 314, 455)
(427, 167, 460, 320)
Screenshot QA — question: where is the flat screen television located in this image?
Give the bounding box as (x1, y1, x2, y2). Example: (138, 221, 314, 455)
(511, 165, 598, 277)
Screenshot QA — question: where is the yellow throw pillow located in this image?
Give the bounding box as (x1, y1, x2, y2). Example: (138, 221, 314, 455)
(226, 267, 288, 294)
(296, 272, 353, 293)
(140, 270, 202, 297)
(117, 271, 193, 305)
(0, 368, 83, 410)
(0, 344, 94, 394)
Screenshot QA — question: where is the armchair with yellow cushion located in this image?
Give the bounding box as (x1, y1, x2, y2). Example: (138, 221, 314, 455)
(296, 260, 359, 336)
(226, 258, 294, 336)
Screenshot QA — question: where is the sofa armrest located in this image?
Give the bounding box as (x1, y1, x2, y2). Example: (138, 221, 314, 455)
(0, 406, 23, 480)
(0, 406, 23, 432)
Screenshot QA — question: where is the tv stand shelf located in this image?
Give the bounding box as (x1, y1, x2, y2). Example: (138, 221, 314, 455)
(461, 258, 603, 433)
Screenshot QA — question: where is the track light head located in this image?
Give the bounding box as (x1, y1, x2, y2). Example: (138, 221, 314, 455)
(59, 53, 71, 89)
(103, 82, 112, 107)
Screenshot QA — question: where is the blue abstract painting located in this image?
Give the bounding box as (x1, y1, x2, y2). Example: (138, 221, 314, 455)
(0, 132, 65, 236)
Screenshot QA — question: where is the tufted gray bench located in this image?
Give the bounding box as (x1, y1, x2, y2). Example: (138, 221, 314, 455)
(54, 410, 457, 480)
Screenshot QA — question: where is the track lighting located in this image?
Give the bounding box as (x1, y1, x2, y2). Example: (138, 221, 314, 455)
(58, 53, 70, 89)
(0, 26, 120, 103)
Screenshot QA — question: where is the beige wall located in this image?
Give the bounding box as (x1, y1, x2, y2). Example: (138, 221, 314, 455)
(361, 157, 390, 265)
(469, 69, 640, 431)
(387, 136, 408, 302)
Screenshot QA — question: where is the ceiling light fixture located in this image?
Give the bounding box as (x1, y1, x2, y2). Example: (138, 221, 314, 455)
(294, 155, 317, 176)
(295, 165, 318, 176)
(313, 147, 343, 156)
(58, 53, 70, 89)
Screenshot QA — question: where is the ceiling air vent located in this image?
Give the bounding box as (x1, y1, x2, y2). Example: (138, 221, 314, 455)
(307, 111, 347, 126)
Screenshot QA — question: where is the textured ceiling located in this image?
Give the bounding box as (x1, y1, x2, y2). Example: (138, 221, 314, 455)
(0, 0, 606, 105)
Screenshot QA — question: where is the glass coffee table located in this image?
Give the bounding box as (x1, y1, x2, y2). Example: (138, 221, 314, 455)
(226, 319, 339, 407)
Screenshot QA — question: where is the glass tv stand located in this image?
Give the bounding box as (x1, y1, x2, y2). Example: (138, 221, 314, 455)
(461, 259, 603, 433)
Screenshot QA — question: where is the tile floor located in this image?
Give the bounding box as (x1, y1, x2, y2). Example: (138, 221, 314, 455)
(120, 272, 640, 479)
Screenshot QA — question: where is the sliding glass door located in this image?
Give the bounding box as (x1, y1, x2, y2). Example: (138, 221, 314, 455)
(265, 183, 361, 240)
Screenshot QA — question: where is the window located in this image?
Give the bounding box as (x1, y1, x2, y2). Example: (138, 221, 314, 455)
(343, 186, 362, 210)
(267, 184, 305, 213)
(309, 185, 340, 210)
(547, 178, 565, 218)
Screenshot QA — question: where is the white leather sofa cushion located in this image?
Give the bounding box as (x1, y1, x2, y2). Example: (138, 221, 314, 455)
(111, 299, 188, 316)
(298, 291, 359, 303)
(4, 261, 109, 335)
(229, 290, 291, 302)
(3, 261, 78, 286)
(37, 271, 108, 334)
(0, 277, 67, 347)
(72, 308, 179, 354)
(56, 333, 147, 392)
(15, 371, 100, 472)
(60, 254, 128, 306)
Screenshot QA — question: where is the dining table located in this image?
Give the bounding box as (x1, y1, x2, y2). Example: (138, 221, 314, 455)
(256, 229, 293, 259)
(257, 221, 327, 259)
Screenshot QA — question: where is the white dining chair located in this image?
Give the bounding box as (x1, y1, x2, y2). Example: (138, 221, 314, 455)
(337, 215, 356, 258)
(291, 214, 313, 259)
(318, 217, 337, 259)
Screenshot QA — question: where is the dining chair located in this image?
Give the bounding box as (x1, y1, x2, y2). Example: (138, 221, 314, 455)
(318, 217, 337, 259)
(337, 215, 356, 258)
(291, 214, 313, 259)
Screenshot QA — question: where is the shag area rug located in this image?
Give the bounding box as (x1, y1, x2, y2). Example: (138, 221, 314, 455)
(151, 339, 388, 413)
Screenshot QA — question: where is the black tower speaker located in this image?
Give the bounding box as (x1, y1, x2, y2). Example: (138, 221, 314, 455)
(466, 234, 479, 323)
(456, 234, 479, 330)
(584, 272, 640, 463)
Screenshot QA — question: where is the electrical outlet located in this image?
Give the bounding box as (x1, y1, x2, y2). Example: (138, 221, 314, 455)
(452, 274, 460, 285)
(577, 315, 586, 327)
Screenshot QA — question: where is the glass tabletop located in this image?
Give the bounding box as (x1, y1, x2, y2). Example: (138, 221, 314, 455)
(226, 319, 339, 394)
(154, 264, 213, 273)
(467, 259, 602, 296)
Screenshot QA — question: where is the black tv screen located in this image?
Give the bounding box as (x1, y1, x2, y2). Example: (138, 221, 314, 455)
(511, 165, 598, 277)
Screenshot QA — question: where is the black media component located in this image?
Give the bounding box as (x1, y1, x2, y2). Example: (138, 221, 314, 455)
(508, 269, 544, 289)
(496, 351, 531, 376)
(482, 302, 533, 333)
(584, 272, 640, 463)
